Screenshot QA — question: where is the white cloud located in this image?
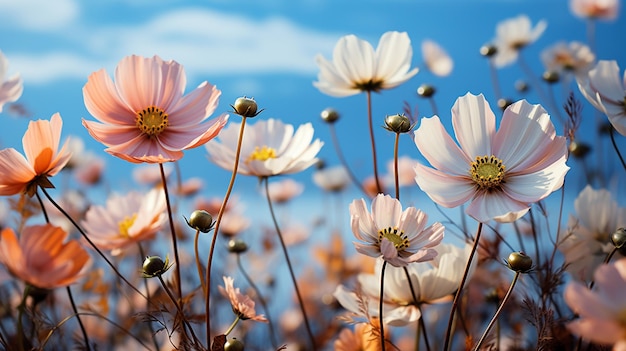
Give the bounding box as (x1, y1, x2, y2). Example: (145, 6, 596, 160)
(8, 7, 341, 85)
(0, 0, 79, 30)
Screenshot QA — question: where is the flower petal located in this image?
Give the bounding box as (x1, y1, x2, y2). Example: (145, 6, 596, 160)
(451, 93, 495, 158)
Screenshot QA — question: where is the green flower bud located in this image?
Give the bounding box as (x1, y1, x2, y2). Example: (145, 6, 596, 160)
(320, 108, 340, 124)
(224, 338, 244, 351)
(186, 210, 215, 233)
(505, 251, 533, 273)
(416, 84, 436, 98)
(542, 71, 560, 84)
(568, 140, 591, 159)
(497, 98, 513, 111)
(383, 113, 413, 133)
(142, 255, 172, 278)
(232, 97, 261, 118)
(480, 45, 498, 57)
(611, 228, 626, 249)
(227, 239, 248, 254)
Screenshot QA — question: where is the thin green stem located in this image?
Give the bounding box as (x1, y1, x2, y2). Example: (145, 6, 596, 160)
(159, 163, 182, 301)
(366, 90, 383, 194)
(206, 116, 247, 344)
(263, 177, 315, 349)
(39, 187, 147, 300)
(137, 244, 162, 351)
(379, 260, 387, 351)
(224, 316, 240, 336)
(66, 286, 92, 350)
(443, 222, 483, 351)
(472, 272, 521, 351)
(236, 253, 278, 348)
(193, 228, 206, 295)
(610, 126, 626, 173)
(393, 133, 400, 201)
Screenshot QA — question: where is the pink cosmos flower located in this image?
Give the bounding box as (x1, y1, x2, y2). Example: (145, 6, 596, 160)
(266, 178, 304, 203)
(0, 224, 89, 289)
(577, 60, 626, 136)
(0, 51, 23, 113)
(219, 276, 267, 322)
(541, 41, 595, 77)
(0, 113, 71, 196)
(414, 93, 569, 223)
(349, 193, 444, 267)
(81, 188, 167, 255)
(82, 55, 228, 163)
(570, 0, 619, 20)
(565, 258, 626, 350)
(314, 31, 419, 97)
(422, 39, 453, 77)
(491, 15, 547, 67)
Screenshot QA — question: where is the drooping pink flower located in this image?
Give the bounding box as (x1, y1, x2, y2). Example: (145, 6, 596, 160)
(0, 113, 71, 196)
(0, 51, 23, 113)
(219, 276, 267, 322)
(565, 258, 626, 350)
(349, 193, 444, 267)
(0, 224, 90, 289)
(414, 93, 569, 223)
(82, 55, 228, 163)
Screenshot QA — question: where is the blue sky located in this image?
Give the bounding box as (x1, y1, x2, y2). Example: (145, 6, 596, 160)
(1, 0, 625, 209)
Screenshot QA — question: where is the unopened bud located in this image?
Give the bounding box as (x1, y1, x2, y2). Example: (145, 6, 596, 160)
(232, 97, 261, 117)
(224, 338, 244, 351)
(186, 210, 215, 233)
(417, 84, 436, 98)
(383, 113, 412, 133)
(321, 108, 340, 124)
(227, 239, 248, 254)
(142, 255, 172, 278)
(542, 71, 560, 84)
(480, 45, 498, 57)
(505, 251, 533, 273)
(497, 98, 513, 111)
(568, 141, 591, 158)
(611, 228, 626, 250)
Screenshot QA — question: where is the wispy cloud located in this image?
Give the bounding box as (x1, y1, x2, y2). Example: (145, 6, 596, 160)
(2, 3, 341, 85)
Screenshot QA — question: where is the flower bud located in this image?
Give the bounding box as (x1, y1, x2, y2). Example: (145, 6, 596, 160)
(383, 113, 412, 133)
(186, 210, 215, 233)
(542, 71, 560, 84)
(224, 338, 244, 351)
(611, 228, 626, 249)
(232, 97, 261, 117)
(227, 239, 248, 254)
(568, 140, 591, 158)
(417, 84, 436, 98)
(142, 255, 172, 278)
(480, 44, 498, 57)
(515, 80, 529, 93)
(505, 251, 533, 273)
(497, 98, 513, 111)
(320, 108, 340, 124)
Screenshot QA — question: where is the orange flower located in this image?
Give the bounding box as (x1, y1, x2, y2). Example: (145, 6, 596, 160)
(0, 113, 71, 196)
(0, 224, 90, 289)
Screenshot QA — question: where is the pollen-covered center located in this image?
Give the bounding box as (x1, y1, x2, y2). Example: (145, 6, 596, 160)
(118, 214, 137, 238)
(136, 106, 169, 136)
(378, 226, 409, 250)
(246, 146, 277, 162)
(470, 155, 506, 190)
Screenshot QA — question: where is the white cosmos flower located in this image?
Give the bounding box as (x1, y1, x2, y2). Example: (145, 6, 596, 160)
(577, 60, 626, 136)
(206, 118, 323, 176)
(541, 41, 595, 77)
(0, 51, 23, 113)
(314, 31, 419, 97)
(312, 165, 351, 192)
(422, 39, 453, 77)
(334, 243, 475, 326)
(492, 15, 547, 68)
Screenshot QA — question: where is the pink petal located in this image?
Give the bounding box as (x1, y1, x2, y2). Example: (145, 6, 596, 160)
(82, 119, 142, 148)
(414, 163, 475, 207)
(354, 242, 382, 259)
(414, 116, 471, 175)
(333, 35, 375, 86)
(158, 114, 228, 151)
(466, 191, 530, 223)
(83, 69, 134, 125)
(451, 93, 495, 158)
(168, 82, 221, 127)
(503, 163, 569, 203)
(350, 198, 378, 243)
(590, 60, 625, 104)
(0, 148, 35, 195)
(566, 318, 622, 345)
(371, 194, 403, 230)
(105, 135, 183, 163)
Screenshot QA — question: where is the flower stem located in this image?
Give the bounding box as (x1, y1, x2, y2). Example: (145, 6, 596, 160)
(610, 126, 626, 173)
(193, 228, 205, 294)
(487, 58, 503, 101)
(156, 274, 199, 345)
(379, 260, 387, 351)
(443, 222, 483, 351)
(472, 272, 521, 351)
(224, 316, 240, 336)
(159, 163, 182, 301)
(427, 96, 439, 117)
(38, 188, 148, 301)
(366, 90, 383, 194)
(137, 244, 163, 351)
(393, 133, 400, 201)
(403, 266, 430, 351)
(263, 176, 315, 349)
(205, 116, 247, 344)
(66, 286, 92, 351)
(236, 253, 279, 349)
(16, 285, 29, 351)
(328, 123, 368, 195)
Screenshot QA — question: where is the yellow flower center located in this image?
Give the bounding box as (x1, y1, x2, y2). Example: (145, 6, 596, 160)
(118, 214, 137, 238)
(247, 146, 277, 162)
(136, 106, 169, 136)
(378, 226, 409, 250)
(470, 155, 506, 190)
